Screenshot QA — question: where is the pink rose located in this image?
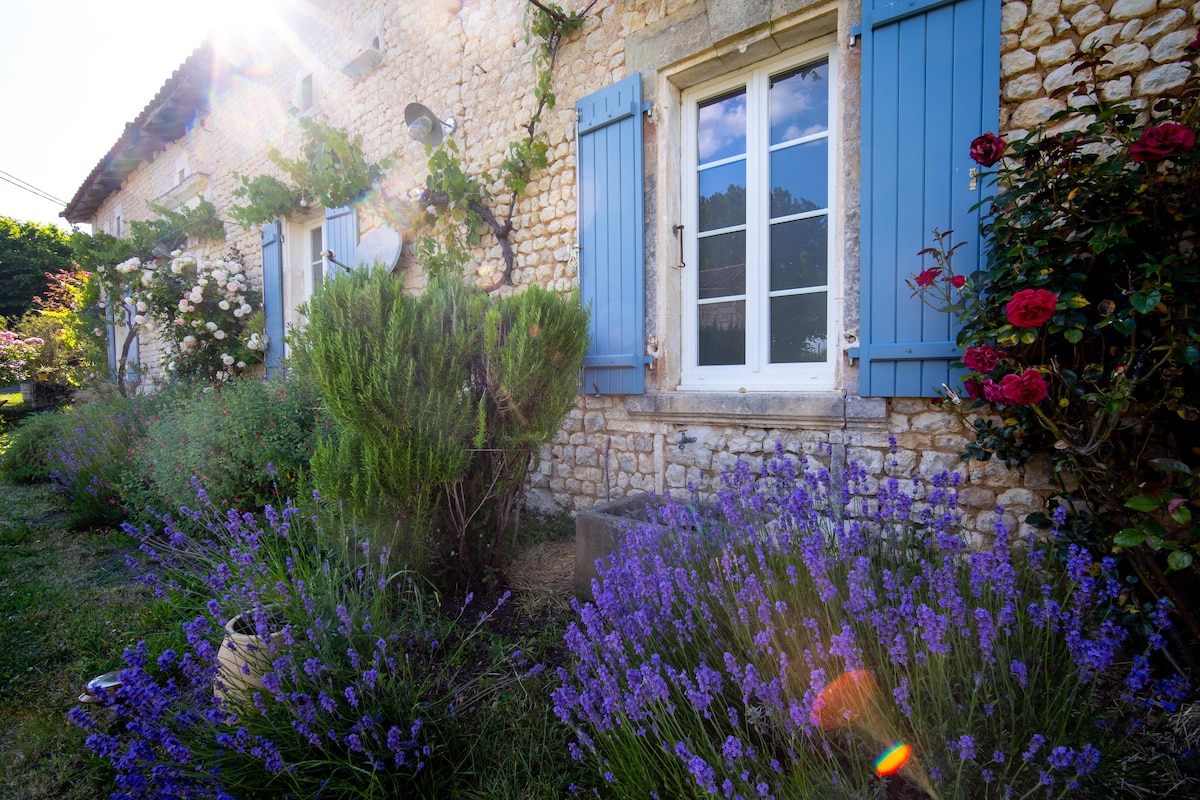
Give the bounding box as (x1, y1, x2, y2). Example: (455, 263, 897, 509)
(1005, 289, 1058, 328)
(950, 275, 966, 289)
(963, 345, 1003, 373)
(982, 380, 1007, 404)
(999, 369, 1048, 405)
(1130, 123, 1195, 164)
(970, 132, 1006, 167)
(963, 377, 984, 400)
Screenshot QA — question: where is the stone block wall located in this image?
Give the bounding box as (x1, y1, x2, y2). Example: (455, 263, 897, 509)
(1000, 0, 1199, 133)
(84, 0, 1187, 533)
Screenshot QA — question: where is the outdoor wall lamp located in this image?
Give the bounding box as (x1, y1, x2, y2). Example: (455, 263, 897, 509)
(404, 103, 456, 146)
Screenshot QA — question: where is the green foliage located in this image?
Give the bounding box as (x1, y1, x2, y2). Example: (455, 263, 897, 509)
(125, 376, 322, 518)
(228, 174, 305, 228)
(418, 2, 589, 288)
(911, 50, 1200, 663)
(230, 116, 392, 227)
(289, 267, 589, 583)
(0, 216, 73, 319)
(0, 408, 66, 483)
(38, 392, 160, 527)
(129, 200, 226, 252)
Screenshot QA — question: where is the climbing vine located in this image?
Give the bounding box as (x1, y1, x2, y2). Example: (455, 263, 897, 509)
(418, 0, 592, 289)
(230, 115, 392, 227)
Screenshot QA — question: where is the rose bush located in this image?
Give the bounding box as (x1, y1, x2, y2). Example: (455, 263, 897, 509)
(910, 47, 1200, 666)
(95, 250, 266, 386)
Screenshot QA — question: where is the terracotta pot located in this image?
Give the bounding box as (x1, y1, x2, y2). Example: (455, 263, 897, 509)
(216, 610, 286, 702)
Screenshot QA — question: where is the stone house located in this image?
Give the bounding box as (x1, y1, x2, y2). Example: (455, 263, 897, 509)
(62, 0, 1199, 533)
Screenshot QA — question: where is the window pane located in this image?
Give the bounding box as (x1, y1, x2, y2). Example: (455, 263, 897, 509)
(699, 231, 745, 299)
(699, 161, 746, 231)
(310, 227, 324, 290)
(770, 292, 827, 363)
(698, 90, 746, 164)
(770, 216, 827, 291)
(770, 140, 827, 216)
(699, 300, 745, 366)
(770, 61, 828, 144)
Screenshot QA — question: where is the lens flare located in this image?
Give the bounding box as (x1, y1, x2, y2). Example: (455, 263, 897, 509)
(875, 742, 913, 777)
(812, 669, 876, 729)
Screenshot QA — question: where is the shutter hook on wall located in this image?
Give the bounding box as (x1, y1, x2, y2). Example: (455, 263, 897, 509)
(673, 224, 685, 269)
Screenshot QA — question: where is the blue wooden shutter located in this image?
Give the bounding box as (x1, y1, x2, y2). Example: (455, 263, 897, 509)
(577, 74, 650, 395)
(858, 0, 1000, 396)
(324, 206, 358, 277)
(261, 220, 284, 373)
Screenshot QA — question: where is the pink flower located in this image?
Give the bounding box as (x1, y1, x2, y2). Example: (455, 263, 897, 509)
(915, 268, 942, 287)
(1130, 123, 1195, 164)
(1006, 289, 1058, 328)
(963, 345, 1003, 373)
(982, 380, 1007, 404)
(963, 377, 984, 400)
(999, 369, 1048, 405)
(950, 275, 966, 289)
(970, 132, 1006, 167)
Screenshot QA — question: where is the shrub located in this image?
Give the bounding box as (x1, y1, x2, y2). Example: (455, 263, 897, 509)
(71, 491, 576, 799)
(554, 446, 1193, 799)
(127, 375, 322, 516)
(289, 268, 589, 584)
(0, 407, 66, 483)
(45, 393, 158, 527)
(908, 49, 1200, 660)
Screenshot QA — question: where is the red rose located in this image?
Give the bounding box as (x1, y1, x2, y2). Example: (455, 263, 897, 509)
(963, 377, 984, 400)
(915, 268, 942, 287)
(982, 379, 1006, 404)
(1130, 122, 1195, 164)
(999, 369, 1048, 405)
(1005, 289, 1058, 328)
(1190, 31, 1200, 50)
(970, 132, 1006, 167)
(950, 275, 966, 289)
(963, 344, 1003, 373)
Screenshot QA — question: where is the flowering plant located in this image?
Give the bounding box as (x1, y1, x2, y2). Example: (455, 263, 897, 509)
(908, 49, 1200, 656)
(0, 330, 45, 384)
(555, 447, 1191, 798)
(95, 251, 266, 387)
(70, 489, 541, 799)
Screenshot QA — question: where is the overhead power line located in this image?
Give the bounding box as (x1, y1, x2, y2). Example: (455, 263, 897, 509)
(0, 168, 69, 208)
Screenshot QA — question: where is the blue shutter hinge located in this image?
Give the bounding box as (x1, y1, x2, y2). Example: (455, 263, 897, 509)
(850, 24, 862, 46)
(846, 346, 861, 366)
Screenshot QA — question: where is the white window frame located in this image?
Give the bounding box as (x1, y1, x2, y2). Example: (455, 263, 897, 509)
(679, 42, 838, 392)
(282, 214, 329, 351)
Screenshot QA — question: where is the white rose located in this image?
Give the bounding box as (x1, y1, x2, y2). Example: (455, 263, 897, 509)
(171, 263, 183, 274)
(191, 319, 202, 327)
(134, 315, 146, 325)
(237, 361, 246, 369)
(213, 329, 226, 340)
(218, 300, 230, 310)
(136, 301, 148, 313)
(198, 278, 208, 286)
(239, 304, 252, 315)
(205, 321, 218, 331)
(221, 354, 235, 366)
(233, 308, 244, 318)
(227, 282, 239, 292)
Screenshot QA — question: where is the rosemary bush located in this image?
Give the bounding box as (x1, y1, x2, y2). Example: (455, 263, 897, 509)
(289, 267, 588, 584)
(554, 445, 1193, 799)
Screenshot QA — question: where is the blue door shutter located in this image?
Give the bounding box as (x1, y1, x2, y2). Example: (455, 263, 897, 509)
(577, 74, 650, 395)
(858, 0, 1000, 397)
(261, 220, 284, 373)
(324, 206, 358, 277)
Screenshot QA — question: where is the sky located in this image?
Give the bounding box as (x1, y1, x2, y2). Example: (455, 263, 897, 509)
(0, 0, 279, 232)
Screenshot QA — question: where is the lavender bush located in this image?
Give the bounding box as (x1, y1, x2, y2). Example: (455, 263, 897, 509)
(554, 444, 1193, 799)
(70, 489, 549, 799)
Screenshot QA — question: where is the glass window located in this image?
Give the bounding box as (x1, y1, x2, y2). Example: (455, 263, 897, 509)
(683, 49, 835, 389)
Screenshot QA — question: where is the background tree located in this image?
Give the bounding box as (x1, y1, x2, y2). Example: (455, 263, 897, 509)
(0, 216, 73, 318)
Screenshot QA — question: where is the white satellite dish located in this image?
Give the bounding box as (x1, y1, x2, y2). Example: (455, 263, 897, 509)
(354, 226, 403, 271)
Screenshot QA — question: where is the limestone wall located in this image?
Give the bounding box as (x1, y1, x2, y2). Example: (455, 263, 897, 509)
(1000, 0, 1199, 133)
(85, 0, 1190, 531)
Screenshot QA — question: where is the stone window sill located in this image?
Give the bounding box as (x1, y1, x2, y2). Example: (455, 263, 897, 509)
(625, 391, 886, 429)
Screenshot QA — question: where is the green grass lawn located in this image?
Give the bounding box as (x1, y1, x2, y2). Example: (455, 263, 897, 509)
(0, 481, 186, 800)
